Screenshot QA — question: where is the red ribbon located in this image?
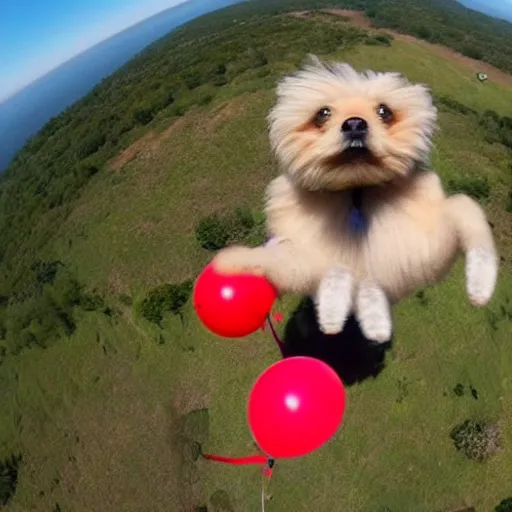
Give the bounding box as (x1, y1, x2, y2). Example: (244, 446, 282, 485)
(202, 453, 274, 480)
(202, 454, 268, 465)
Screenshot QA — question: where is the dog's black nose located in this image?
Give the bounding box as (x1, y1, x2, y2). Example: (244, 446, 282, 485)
(341, 117, 368, 140)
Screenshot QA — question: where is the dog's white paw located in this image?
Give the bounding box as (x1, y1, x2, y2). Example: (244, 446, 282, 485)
(356, 280, 392, 343)
(211, 246, 264, 277)
(466, 247, 498, 306)
(315, 266, 353, 335)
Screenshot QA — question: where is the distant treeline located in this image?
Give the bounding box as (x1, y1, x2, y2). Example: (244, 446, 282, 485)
(165, 0, 512, 72)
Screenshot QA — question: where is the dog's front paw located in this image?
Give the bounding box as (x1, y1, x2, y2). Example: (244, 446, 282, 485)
(211, 246, 264, 277)
(315, 266, 353, 335)
(355, 280, 392, 343)
(466, 247, 498, 306)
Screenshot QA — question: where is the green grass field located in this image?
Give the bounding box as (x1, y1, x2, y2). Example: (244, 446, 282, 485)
(1, 7, 512, 512)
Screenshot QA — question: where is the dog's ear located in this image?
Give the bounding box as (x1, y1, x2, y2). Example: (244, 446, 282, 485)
(302, 53, 326, 70)
(391, 71, 410, 85)
(302, 54, 352, 77)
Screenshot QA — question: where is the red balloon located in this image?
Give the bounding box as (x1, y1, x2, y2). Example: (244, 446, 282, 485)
(193, 262, 277, 338)
(248, 357, 345, 459)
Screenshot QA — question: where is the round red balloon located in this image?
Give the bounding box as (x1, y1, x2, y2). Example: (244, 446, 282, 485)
(248, 356, 345, 459)
(193, 262, 277, 338)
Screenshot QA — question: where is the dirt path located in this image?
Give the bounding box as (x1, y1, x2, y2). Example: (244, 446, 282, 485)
(107, 94, 256, 172)
(292, 9, 512, 87)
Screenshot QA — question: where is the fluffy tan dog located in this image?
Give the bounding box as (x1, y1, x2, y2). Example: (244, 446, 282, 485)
(213, 55, 498, 342)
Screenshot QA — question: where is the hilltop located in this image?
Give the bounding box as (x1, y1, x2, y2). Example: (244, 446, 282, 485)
(0, 1, 512, 511)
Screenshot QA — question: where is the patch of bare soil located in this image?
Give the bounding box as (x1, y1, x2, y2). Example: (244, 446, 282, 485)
(204, 95, 252, 134)
(108, 117, 191, 172)
(160, 115, 188, 141)
(109, 131, 159, 171)
(322, 8, 373, 29)
(108, 93, 259, 173)
(289, 10, 312, 19)
(107, 268, 129, 295)
(173, 376, 211, 417)
(290, 9, 512, 87)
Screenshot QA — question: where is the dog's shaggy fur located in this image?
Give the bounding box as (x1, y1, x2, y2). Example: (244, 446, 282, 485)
(212, 56, 498, 342)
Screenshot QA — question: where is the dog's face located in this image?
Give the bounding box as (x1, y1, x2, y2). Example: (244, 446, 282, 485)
(268, 56, 437, 191)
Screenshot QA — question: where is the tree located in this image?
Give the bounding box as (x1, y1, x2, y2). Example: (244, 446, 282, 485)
(496, 498, 512, 512)
(132, 108, 154, 125)
(450, 420, 501, 461)
(76, 133, 106, 159)
(0, 455, 20, 506)
(139, 281, 193, 325)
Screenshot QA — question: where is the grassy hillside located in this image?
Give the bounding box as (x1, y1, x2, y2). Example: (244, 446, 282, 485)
(1, 2, 512, 511)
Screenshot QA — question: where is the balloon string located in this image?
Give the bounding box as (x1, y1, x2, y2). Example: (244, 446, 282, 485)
(261, 474, 266, 512)
(266, 315, 285, 357)
(261, 462, 273, 512)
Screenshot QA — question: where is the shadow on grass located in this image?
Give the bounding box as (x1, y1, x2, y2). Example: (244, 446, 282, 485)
(282, 298, 392, 386)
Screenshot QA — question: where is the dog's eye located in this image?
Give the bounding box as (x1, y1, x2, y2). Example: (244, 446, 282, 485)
(377, 104, 394, 124)
(313, 107, 331, 127)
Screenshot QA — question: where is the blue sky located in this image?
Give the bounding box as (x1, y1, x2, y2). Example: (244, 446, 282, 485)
(0, 0, 187, 101)
(2, 0, 512, 103)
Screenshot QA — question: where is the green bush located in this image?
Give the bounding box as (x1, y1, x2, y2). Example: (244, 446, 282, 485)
(75, 164, 99, 182)
(415, 290, 429, 307)
(414, 25, 432, 40)
(450, 419, 501, 461)
(447, 176, 490, 202)
(182, 70, 203, 90)
(80, 292, 105, 311)
(375, 33, 393, 44)
(119, 293, 133, 306)
(480, 109, 501, 128)
(436, 95, 477, 116)
(132, 108, 154, 125)
(212, 75, 229, 87)
(139, 280, 193, 325)
(31, 260, 62, 287)
(0, 454, 20, 506)
(195, 207, 261, 251)
(195, 213, 231, 251)
(50, 271, 83, 310)
(365, 35, 391, 46)
(76, 133, 106, 159)
(461, 44, 483, 60)
(453, 383, 465, 397)
(486, 308, 500, 332)
(215, 63, 227, 75)
(480, 110, 512, 149)
(198, 94, 214, 106)
(506, 189, 512, 213)
(496, 498, 512, 512)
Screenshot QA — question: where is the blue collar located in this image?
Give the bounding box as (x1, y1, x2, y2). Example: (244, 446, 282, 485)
(348, 188, 368, 234)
